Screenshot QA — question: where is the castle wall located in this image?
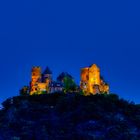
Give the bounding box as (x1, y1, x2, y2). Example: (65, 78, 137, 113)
(80, 68, 89, 93)
(81, 68, 89, 82)
(37, 83, 48, 93)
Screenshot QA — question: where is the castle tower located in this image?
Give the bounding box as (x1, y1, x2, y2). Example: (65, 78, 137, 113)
(30, 67, 41, 95)
(89, 64, 100, 85)
(80, 67, 89, 93)
(80, 64, 109, 95)
(42, 67, 52, 84)
(88, 64, 101, 93)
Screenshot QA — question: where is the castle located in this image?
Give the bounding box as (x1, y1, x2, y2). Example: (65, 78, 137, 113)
(28, 64, 109, 95)
(80, 64, 109, 95)
(30, 67, 63, 95)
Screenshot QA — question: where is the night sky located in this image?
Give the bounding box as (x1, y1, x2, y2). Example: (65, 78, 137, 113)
(0, 0, 140, 104)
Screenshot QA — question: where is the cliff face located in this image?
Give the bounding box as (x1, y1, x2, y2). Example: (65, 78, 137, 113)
(0, 93, 140, 140)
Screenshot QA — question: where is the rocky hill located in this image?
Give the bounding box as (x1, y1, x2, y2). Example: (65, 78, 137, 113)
(0, 93, 140, 140)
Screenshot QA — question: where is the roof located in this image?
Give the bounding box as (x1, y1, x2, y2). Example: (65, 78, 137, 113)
(90, 64, 99, 68)
(57, 72, 73, 82)
(43, 67, 52, 74)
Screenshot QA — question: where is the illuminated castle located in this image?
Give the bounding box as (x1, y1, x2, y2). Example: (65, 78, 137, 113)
(28, 64, 109, 95)
(80, 64, 109, 95)
(30, 67, 63, 95)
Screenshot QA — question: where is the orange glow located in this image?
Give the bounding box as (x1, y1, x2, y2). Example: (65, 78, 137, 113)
(80, 64, 109, 95)
(30, 67, 51, 95)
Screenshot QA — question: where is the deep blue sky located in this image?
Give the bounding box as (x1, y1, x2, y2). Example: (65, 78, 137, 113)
(0, 0, 140, 104)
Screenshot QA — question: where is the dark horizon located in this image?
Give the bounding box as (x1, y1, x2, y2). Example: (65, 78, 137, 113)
(0, 0, 140, 104)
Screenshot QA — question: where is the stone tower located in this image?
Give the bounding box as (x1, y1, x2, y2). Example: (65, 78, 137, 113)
(80, 64, 109, 95)
(88, 64, 101, 93)
(30, 67, 41, 95)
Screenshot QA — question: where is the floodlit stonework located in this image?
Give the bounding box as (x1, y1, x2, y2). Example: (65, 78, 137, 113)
(30, 67, 63, 95)
(29, 64, 109, 95)
(80, 64, 109, 95)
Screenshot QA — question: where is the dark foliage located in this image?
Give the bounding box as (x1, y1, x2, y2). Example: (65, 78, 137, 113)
(0, 93, 140, 140)
(57, 72, 73, 82)
(19, 86, 29, 96)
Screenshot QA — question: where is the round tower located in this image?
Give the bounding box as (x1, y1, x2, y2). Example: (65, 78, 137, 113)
(31, 66, 41, 82)
(30, 66, 41, 95)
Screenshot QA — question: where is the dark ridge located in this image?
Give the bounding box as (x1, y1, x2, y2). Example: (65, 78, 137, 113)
(0, 93, 140, 140)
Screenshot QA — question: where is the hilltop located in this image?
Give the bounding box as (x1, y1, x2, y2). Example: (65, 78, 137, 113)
(0, 93, 140, 140)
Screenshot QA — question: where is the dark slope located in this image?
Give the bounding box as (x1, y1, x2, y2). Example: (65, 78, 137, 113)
(0, 93, 140, 140)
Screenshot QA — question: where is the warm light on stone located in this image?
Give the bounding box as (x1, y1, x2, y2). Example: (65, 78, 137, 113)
(30, 67, 51, 95)
(80, 64, 109, 95)
(29, 64, 109, 95)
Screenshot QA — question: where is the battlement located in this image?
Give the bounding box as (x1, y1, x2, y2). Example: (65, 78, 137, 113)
(32, 67, 41, 71)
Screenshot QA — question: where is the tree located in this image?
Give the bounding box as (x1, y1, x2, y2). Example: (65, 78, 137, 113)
(19, 86, 29, 96)
(63, 76, 77, 93)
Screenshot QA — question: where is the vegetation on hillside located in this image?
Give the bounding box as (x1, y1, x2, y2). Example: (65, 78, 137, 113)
(0, 93, 140, 140)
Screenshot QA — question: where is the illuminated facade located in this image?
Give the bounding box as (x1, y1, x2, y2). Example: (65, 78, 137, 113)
(30, 67, 63, 95)
(80, 64, 109, 95)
